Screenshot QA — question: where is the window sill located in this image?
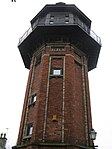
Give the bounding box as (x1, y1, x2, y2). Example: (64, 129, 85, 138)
(23, 135, 32, 140)
(28, 102, 36, 107)
(50, 75, 63, 78)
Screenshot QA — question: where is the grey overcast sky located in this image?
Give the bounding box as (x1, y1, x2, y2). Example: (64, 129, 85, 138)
(0, 0, 112, 149)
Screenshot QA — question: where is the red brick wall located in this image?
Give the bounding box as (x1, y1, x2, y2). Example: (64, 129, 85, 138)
(16, 44, 93, 149)
(34, 54, 49, 142)
(45, 57, 63, 142)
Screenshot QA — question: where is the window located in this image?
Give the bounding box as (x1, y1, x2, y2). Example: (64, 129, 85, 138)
(49, 21, 54, 24)
(35, 55, 41, 66)
(65, 15, 69, 24)
(27, 124, 33, 136)
(29, 94, 37, 106)
(53, 69, 61, 75)
(65, 15, 69, 20)
(50, 16, 54, 20)
(51, 68, 63, 76)
(50, 15, 54, 24)
(31, 94, 37, 103)
(65, 20, 69, 24)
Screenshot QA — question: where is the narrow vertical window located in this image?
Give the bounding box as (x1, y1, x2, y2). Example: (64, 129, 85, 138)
(35, 55, 41, 66)
(31, 94, 37, 103)
(65, 15, 69, 24)
(29, 94, 37, 106)
(50, 16, 54, 24)
(27, 124, 33, 136)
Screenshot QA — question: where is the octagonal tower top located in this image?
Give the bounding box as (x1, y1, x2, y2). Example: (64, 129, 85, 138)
(18, 2, 101, 71)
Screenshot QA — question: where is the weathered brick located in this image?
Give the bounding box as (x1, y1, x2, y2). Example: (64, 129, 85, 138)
(15, 44, 93, 149)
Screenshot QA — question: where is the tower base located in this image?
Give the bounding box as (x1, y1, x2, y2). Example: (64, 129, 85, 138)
(12, 142, 94, 149)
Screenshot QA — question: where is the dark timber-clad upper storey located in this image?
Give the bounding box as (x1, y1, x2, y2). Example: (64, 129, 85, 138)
(18, 2, 101, 70)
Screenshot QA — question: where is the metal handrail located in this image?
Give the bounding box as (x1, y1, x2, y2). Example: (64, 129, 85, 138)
(90, 30, 101, 45)
(18, 20, 101, 46)
(76, 18, 101, 45)
(18, 27, 32, 45)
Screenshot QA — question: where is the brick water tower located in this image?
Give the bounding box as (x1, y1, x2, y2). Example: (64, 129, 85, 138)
(13, 2, 101, 149)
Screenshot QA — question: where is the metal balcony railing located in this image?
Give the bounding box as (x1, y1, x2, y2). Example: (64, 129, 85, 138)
(90, 30, 101, 45)
(18, 19, 101, 46)
(76, 18, 101, 45)
(18, 27, 32, 45)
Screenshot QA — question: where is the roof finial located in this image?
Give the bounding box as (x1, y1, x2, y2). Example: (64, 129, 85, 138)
(56, 2, 66, 5)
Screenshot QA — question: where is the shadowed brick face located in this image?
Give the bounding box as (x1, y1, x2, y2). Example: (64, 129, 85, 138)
(15, 44, 93, 149)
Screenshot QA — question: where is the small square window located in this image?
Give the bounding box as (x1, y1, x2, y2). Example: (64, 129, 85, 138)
(50, 21, 54, 24)
(51, 68, 63, 77)
(53, 69, 61, 75)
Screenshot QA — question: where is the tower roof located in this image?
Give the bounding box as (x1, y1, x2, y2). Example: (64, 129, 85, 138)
(31, 2, 91, 27)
